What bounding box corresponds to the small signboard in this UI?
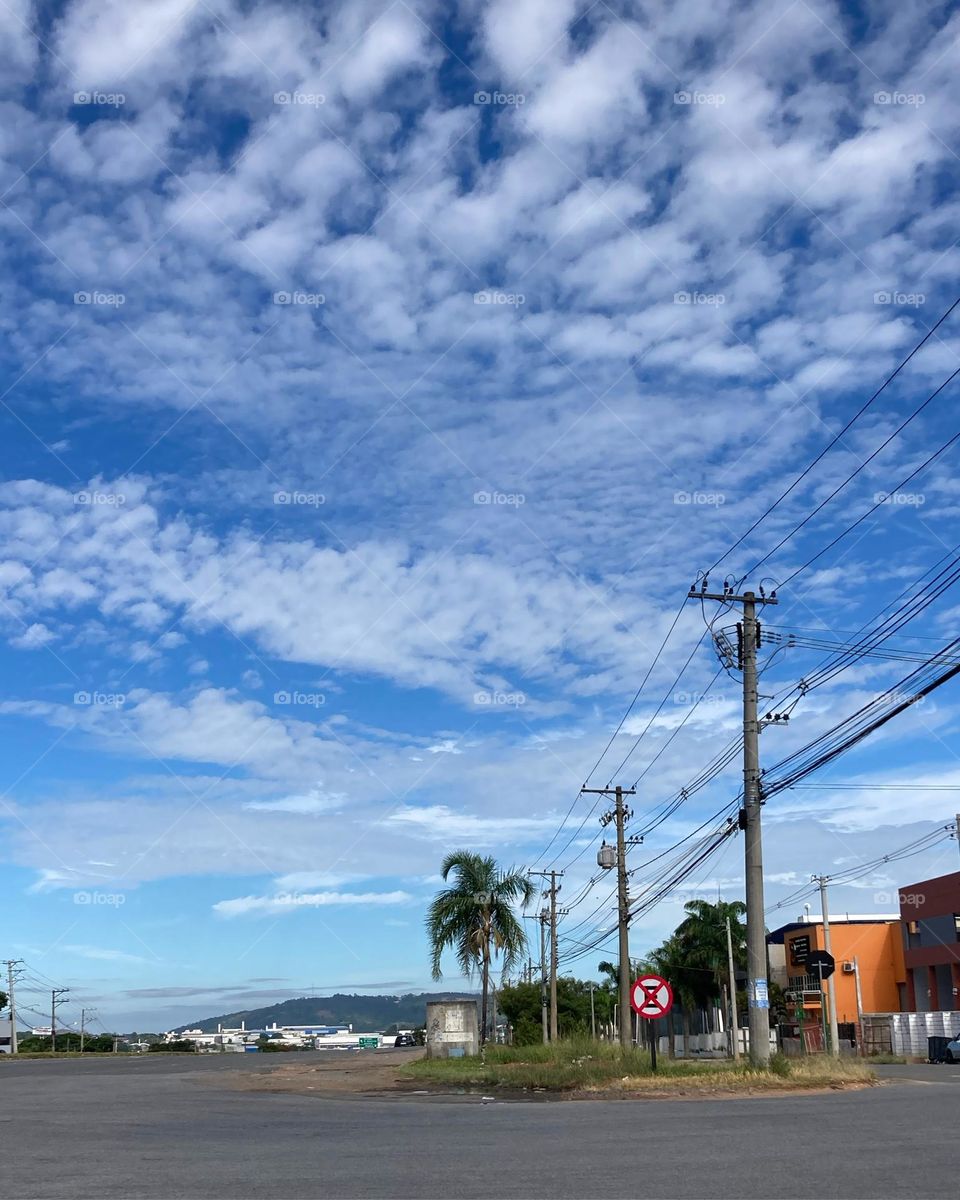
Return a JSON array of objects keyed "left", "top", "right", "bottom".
[
  {"left": 358, "top": 1036, "right": 379, "bottom": 1049},
  {"left": 807, "top": 950, "right": 835, "bottom": 980},
  {"left": 750, "top": 979, "right": 769, "bottom": 1009},
  {"left": 789, "top": 935, "right": 810, "bottom": 966},
  {"left": 630, "top": 974, "right": 674, "bottom": 1019}
]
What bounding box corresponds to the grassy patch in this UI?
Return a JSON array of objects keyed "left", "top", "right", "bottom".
[{"left": 402, "top": 1038, "right": 875, "bottom": 1094}]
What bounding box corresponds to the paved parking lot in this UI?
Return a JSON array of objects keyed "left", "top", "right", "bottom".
[{"left": 1, "top": 1055, "right": 956, "bottom": 1199}]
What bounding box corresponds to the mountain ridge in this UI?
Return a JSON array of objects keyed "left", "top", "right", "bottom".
[{"left": 173, "top": 991, "right": 477, "bottom": 1033}]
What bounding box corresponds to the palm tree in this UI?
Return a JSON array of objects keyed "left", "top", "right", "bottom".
[
  {"left": 427, "top": 851, "right": 534, "bottom": 1044},
  {"left": 675, "top": 900, "right": 746, "bottom": 984},
  {"left": 674, "top": 899, "right": 747, "bottom": 1031}
]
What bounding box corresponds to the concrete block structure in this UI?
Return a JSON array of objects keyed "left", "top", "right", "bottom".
[{"left": 425, "top": 1000, "right": 479, "bottom": 1059}]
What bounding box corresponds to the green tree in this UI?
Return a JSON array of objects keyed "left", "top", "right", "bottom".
[
  {"left": 674, "top": 899, "right": 746, "bottom": 1006},
  {"left": 498, "top": 976, "right": 614, "bottom": 1043},
  {"left": 426, "top": 852, "right": 533, "bottom": 1044}
]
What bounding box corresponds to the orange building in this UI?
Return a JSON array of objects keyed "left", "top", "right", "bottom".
[{"left": 769, "top": 915, "right": 906, "bottom": 1025}]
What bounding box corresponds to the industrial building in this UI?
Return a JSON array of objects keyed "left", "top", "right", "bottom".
[
  {"left": 768, "top": 913, "right": 906, "bottom": 1038},
  {"left": 164, "top": 1023, "right": 401, "bottom": 1051},
  {"left": 898, "top": 869, "right": 960, "bottom": 1011}
]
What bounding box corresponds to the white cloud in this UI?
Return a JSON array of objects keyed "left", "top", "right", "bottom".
[
  {"left": 10, "top": 622, "right": 57, "bottom": 649},
  {"left": 243, "top": 786, "right": 344, "bottom": 814},
  {"left": 385, "top": 803, "right": 558, "bottom": 844},
  {"left": 213, "top": 889, "right": 413, "bottom": 917}
]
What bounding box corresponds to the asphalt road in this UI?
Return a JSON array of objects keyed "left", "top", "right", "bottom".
[{"left": 1, "top": 1054, "right": 957, "bottom": 1200}]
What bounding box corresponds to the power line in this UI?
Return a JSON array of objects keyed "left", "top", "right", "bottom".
[
  {"left": 704, "top": 294, "right": 960, "bottom": 577},
  {"left": 745, "top": 363, "right": 960, "bottom": 581}
]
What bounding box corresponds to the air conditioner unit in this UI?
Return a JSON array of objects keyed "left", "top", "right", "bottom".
[{"left": 841, "top": 961, "right": 855, "bottom": 974}]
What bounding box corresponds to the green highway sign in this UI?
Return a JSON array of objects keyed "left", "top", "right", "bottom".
[{"left": 358, "top": 1036, "right": 379, "bottom": 1049}]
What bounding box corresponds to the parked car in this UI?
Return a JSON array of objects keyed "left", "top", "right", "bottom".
[
  {"left": 394, "top": 1033, "right": 417, "bottom": 1047},
  {"left": 946, "top": 1036, "right": 960, "bottom": 1063}
]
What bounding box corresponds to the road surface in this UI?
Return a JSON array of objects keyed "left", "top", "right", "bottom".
[{"left": 1, "top": 1053, "right": 956, "bottom": 1199}]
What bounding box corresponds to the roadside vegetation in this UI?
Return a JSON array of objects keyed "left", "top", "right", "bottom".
[{"left": 402, "top": 1037, "right": 875, "bottom": 1094}]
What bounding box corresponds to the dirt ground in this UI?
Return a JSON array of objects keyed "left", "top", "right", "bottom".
[
  {"left": 216, "top": 1048, "right": 427, "bottom": 1096},
  {"left": 208, "top": 1049, "right": 876, "bottom": 1102}
]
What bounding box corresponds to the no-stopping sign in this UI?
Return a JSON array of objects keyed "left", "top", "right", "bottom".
[{"left": 630, "top": 973, "right": 674, "bottom": 1019}]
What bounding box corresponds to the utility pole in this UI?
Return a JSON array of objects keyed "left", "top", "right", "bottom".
[
  {"left": 853, "top": 956, "right": 864, "bottom": 1055},
  {"left": 51, "top": 987, "right": 69, "bottom": 1054},
  {"left": 549, "top": 873, "right": 562, "bottom": 1041},
  {"left": 690, "top": 583, "right": 779, "bottom": 1066},
  {"left": 583, "top": 785, "right": 637, "bottom": 1052},
  {"left": 955, "top": 813, "right": 960, "bottom": 861},
  {"left": 529, "top": 872, "right": 564, "bottom": 1041},
  {"left": 4, "top": 960, "right": 23, "bottom": 1054},
  {"left": 814, "top": 875, "right": 840, "bottom": 1056},
  {"left": 726, "top": 918, "right": 740, "bottom": 1061},
  {"left": 539, "top": 910, "right": 548, "bottom": 1043},
  {"left": 590, "top": 983, "right": 596, "bottom": 1039},
  {"left": 80, "top": 1008, "right": 86, "bottom": 1054}
]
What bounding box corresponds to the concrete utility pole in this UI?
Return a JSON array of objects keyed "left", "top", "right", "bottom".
[
  {"left": 529, "top": 871, "right": 563, "bottom": 1041},
  {"left": 583, "top": 784, "right": 637, "bottom": 1052},
  {"left": 4, "top": 960, "right": 22, "bottom": 1054},
  {"left": 51, "top": 987, "right": 69, "bottom": 1053},
  {"left": 549, "top": 872, "right": 560, "bottom": 1041},
  {"left": 814, "top": 875, "right": 840, "bottom": 1056},
  {"left": 590, "top": 983, "right": 596, "bottom": 1039},
  {"left": 80, "top": 1008, "right": 86, "bottom": 1054},
  {"left": 726, "top": 918, "right": 740, "bottom": 1061},
  {"left": 690, "top": 584, "right": 779, "bottom": 1066},
  {"left": 539, "top": 911, "right": 548, "bottom": 1043},
  {"left": 955, "top": 813, "right": 960, "bottom": 861}
]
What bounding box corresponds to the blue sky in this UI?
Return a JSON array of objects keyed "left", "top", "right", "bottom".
[{"left": 2, "top": 0, "right": 960, "bottom": 1033}]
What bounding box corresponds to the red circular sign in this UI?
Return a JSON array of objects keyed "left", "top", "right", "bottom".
[{"left": 630, "top": 974, "right": 674, "bottom": 1019}]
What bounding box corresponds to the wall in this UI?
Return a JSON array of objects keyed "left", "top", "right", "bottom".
[{"left": 425, "top": 1000, "right": 479, "bottom": 1059}]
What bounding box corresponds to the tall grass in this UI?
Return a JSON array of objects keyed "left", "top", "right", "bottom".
[{"left": 403, "top": 1038, "right": 874, "bottom": 1092}]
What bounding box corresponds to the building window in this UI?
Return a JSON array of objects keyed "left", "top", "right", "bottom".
[{"left": 954, "top": 914, "right": 960, "bottom": 942}]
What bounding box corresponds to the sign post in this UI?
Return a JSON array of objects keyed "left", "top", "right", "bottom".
[
  {"left": 806, "top": 951, "right": 835, "bottom": 1053},
  {"left": 631, "top": 974, "right": 674, "bottom": 1073}
]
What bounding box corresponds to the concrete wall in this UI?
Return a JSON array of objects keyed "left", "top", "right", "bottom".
[
  {"left": 863, "top": 1010, "right": 960, "bottom": 1056},
  {"left": 425, "top": 1000, "right": 479, "bottom": 1059}
]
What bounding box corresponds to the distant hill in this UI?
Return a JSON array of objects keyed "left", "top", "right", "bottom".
[{"left": 173, "top": 991, "right": 476, "bottom": 1034}]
